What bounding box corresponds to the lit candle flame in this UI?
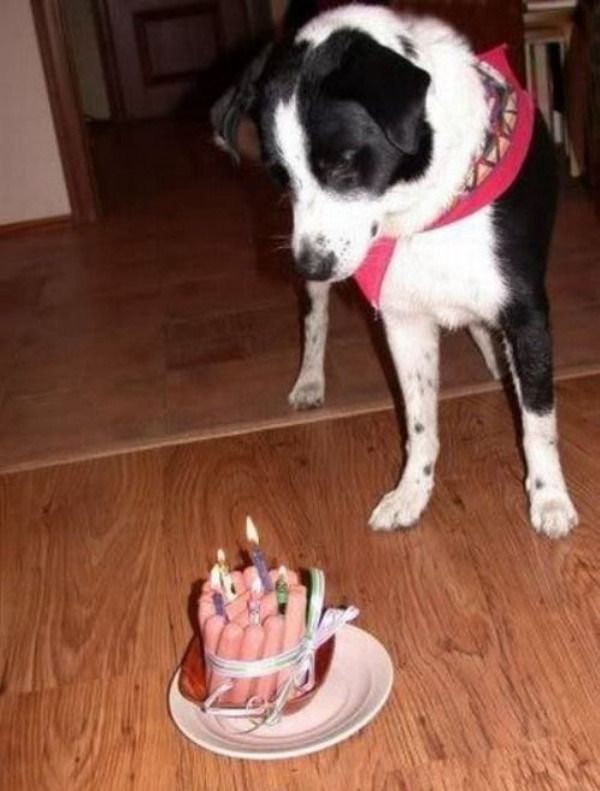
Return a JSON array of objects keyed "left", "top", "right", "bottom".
[
  {"left": 215, "top": 549, "right": 235, "bottom": 601},
  {"left": 245, "top": 515, "right": 273, "bottom": 592},
  {"left": 277, "top": 565, "right": 288, "bottom": 582},
  {"left": 245, "top": 516, "right": 259, "bottom": 545}
]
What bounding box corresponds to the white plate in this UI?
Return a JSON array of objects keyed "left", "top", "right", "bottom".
[{"left": 168, "top": 625, "right": 394, "bottom": 761}]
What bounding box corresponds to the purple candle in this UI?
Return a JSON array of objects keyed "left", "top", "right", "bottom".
[
  {"left": 212, "top": 591, "right": 226, "bottom": 618},
  {"left": 248, "top": 577, "right": 262, "bottom": 625},
  {"left": 245, "top": 516, "right": 274, "bottom": 591},
  {"left": 210, "top": 565, "right": 227, "bottom": 618}
]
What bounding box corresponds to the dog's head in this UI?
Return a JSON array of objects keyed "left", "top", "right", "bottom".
[{"left": 256, "top": 9, "right": 432, "bottom": 281}]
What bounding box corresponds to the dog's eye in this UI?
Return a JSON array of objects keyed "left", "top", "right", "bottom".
[
  {"left": 315, "top": 149, "right": 357, "bottom": 174},
  {"left": 323, "top": 152, "right": 361, "bottom": 191},
  {"left": 339, "top": 149, "right": 357, "bottom": 165},
  {"left": 312, "top": 147, "right": 363, "bottom": 192},
  {"left": 326, "top": 150, "right": 357, "bottom": 171}
]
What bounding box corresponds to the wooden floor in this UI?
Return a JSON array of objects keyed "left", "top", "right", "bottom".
[
  {"left": 1, "top": 121, "right": 600, "bottom": 472},
  {"left": 1, "top": 373, "right": 599, "bottom": 790}
]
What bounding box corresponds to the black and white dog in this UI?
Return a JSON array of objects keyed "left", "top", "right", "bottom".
[{"left": 248, "top": 5, "right": 577, "bottom": 537}]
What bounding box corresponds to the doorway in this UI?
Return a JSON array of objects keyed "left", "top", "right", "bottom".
[{"left": 33, "top": 0, "right": 274, "bottom": 222}]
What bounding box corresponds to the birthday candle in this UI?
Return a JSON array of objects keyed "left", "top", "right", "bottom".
[
  {"left": 269, "top": 568, "right": 299, "bottom": 586},
  {"left": 276, "top": 565, "right": 289, "bottom": 614},
  {"left": 248, "top": 576, "right": 262, "bottom": 625},
  {"left": 210, "top": 566, "right": 227, "bottom": 619},
  {"left": 245, "top": 516, "right": 274, "bottom": 591},
  {"left": 217, "top": 549, "right": 236, "bottom": 601},
  {"left": 234, "top": 593, "right": 278, "bottom": 626}
]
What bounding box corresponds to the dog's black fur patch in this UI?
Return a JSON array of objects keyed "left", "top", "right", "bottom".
[
  {"left": 314, "top": 31, "right": 430, "bottom": 154},
  {"left": 256, "top": 21, "right": 559, "bottom": 421},
  {"left": 256, "top": 41, "right": 309, "bottom": 180},
  {"left": 495, "top": 111, "right": 558, "bottom": 415},
  {"left": 257, "top": 29, "right": 432, "bottom": 197}
]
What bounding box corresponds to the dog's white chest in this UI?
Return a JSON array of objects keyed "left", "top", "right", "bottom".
[{"left": 378, "top": 207, "right": 507, "bottom": 329}]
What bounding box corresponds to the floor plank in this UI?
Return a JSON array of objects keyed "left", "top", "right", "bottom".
[
  {"left": 1, "top": 121, "right": 599, "bottom": 472},
  {"left": 1, "top": 375, "right": 599, "bottom": 789},
  {"left": 0, "top": 453, "right": 173, "bottom": 695}
]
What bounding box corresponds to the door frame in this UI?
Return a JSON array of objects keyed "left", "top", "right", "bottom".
[
  {"left": 30, "top": 0, "right": 100, "bottom": 223},
  {"left": 93, "top": 0, "right": 126, "bottom": 120}
]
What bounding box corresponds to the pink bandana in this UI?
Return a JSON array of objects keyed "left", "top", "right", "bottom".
[{"left": 353, "top": 46, "right": 535, "bottom": 308}]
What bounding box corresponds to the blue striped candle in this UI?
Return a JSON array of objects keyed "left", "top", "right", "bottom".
[
  {"left": 210, "top": 565, "right": 228, "bottom": 618},
  {"left": 245, "top": 516, "right": 274, "bottom": 591}
]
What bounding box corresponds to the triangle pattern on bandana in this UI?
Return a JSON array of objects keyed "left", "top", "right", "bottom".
[{"left": 462, "top": 62, "right": 518, "bottom": 198}]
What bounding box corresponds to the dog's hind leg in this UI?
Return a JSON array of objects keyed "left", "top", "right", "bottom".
[
  {"left": 288, "top": 280, "right": 331, "bottom": 410},
  {"left": 502, "top": 306, "right": 578, "bottom": 538},
  {"left": 469, "top": 323, "right": 502, "bottom": 380},
  {"left": 370, "top": 314, "right": 440, "bottom": 530}
]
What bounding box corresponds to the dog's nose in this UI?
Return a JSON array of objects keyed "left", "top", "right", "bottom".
[{"left": 295, "top": 244, "right": 336, "bottom": 281}]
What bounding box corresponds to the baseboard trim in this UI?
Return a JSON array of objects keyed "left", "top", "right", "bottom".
[{"left": 0, "top": 214, "right": 72, "bottom": 238}]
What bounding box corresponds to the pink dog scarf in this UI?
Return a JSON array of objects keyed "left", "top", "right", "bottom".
[{"left": 353, "top": 46, "right": 535, "bottom": 308}]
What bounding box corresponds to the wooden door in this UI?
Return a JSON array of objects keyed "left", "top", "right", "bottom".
[{"left": 100, "top": 0, "right": 273, "bottom": 119}]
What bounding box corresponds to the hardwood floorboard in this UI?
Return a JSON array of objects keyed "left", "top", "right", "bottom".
[
  {"left": 0, "top": 671, "right": 178, "bottom": 791},
  {"left": 1, "top": 375, "right": 599, "bottom": 789},
  {"left": 0, "top": 453, "right": 173, "bottom": 695},
  {"left": 395, "top": 730, "right": 600, "bottom": 790},
  {"left": 0, "top": 121, "right": 599, "bottom": 472}
]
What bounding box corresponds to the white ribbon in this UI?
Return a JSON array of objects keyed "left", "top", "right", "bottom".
[{"left": 201, "top": 604, "right": 359, "bottom": 727}]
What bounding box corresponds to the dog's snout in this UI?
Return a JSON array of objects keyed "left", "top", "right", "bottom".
[{"left": 295, "top": 243, "right": 336, "bottom": 281}]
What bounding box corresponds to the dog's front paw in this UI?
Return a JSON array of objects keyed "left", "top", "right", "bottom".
[
  {"left": 369, "top": 478, "right": 432, "bottom": 531},
  {"left": 288, "top": 378, "right": 325, "bottom": 410},
  {"left": 530, "top": 489, "right": 578, "bottom": 539}
]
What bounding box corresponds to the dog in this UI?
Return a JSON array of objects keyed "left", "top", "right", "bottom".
[{"left": 227, "top": 5, "right": 578, "bottom": 538}]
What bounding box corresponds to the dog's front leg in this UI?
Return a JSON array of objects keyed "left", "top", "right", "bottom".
[
  {"left": 502, "top": 309, "right": 578, "bottom": 538},
  {"left": 288, "top": 280, "right": 331, "bottom": 410},
  {"left": 370, "top": 314, "right": 440, "bottom": 530}
]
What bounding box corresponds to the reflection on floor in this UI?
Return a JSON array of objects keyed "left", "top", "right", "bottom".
[{"left": 0, "top": 120, "right": 599, "bottom": 472}]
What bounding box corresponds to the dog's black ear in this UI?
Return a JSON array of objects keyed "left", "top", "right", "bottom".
[{"left": 321, "top": 33, "right": 430, "bottom": 154}]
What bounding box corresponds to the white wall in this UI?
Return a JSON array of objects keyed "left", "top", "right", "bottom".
[{"left": 0, "top": 1, "right": 71, "bottom": 226}]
